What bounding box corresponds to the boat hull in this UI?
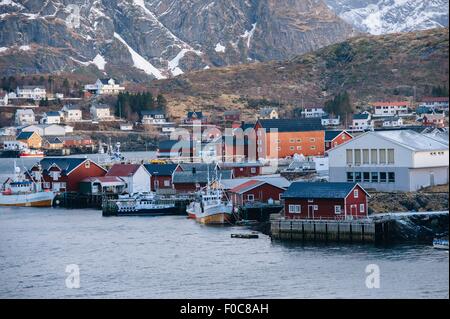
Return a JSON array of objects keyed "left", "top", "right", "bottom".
[
  {"left": 115, "top": 206, "right": 178, "bottom": 217},
  {"left": 196, "top": 213, "right": 231, "bottom": 225},
  {"left": 0, "top": 192, "right": 55, "bottom": 207}
]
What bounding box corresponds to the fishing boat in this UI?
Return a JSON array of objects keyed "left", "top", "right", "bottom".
[
  {"left": 19, "top": 149, "right": 44, "bottom": 158},
  {"left": 433, "top": 238, "right": 449, "bottom": 250},
  {"left": 0, "top": 162, "right": 55, "bottom": 207},
  {"left": 112, "top": 193, "right": 178, "bottom": 216},
  {"left": 187, "top": 173, "right": 233, "bottom": 225}
]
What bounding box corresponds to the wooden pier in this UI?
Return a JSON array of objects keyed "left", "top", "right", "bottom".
[{"left": 271, "top": 219, "right": 376, "bottom": 243}]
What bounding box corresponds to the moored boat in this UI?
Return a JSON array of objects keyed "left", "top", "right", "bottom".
[
  {"left": 0, "top": 162, "right": 55, "bottom": 207},
  {"left": 433, "top": 238, "right": 449, "bottom": 250},
  {"left": 112, "top": 193, "right": 178, "bottom": 216},
  {"left": 19, "top": 149, "right": 45, "bottom": 158}
]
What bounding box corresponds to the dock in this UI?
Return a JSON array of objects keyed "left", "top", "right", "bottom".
[{"left": 271, "top": 219, "right": 376, "bottom": 243}]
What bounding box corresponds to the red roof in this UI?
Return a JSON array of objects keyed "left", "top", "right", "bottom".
[
  {"left": 106, "top": 164, "right": 142, "bottom": 177},
  {"left": 420, "top": 97, "right": 449, "bottom": 103},
  {"left": 229, "top": 180, "right": 263, "bottom": 194},
  {"left": 371, "top": 101, "right": 409, "bottom": 107}
]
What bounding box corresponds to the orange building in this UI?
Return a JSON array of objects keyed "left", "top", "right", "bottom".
[{"left": 255, "top": 118, "right": 325, "bottom": 159}]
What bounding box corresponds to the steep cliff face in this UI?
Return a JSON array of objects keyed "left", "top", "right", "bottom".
[{"left": 0, "top": 0, "right": 356, "bottom": 79}]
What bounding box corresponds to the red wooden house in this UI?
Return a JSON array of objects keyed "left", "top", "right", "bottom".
[
  {"left": 229, "top": 180, "right": 286, "bottom": 207},
  {"left": 144, "top": 163, "right": 178, "bottom": 191},
  {"left": 29, "top": 157, "right": 107, "bottom": 192},
  {"left": 282, "top": 182, "right": 369, "bottom": 220},
  {"left": 219, "top": 162, "right": 263, "bottom": 178},
  {"left": 325, "top": 130, "right": 353, "bottom": 151}
]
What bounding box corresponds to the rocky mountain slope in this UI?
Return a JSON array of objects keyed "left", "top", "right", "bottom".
[
  {"left": 325, "top": 0, "right": 449, "bottom": 35},
  {"left": 0, "top": 0, "right": 356, "bottom": 79},
  {"left": 147, "top": 28, "right": 449, "bottom": 120}
]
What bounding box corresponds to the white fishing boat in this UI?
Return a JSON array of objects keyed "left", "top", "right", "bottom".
[
  {"left": 19, "top": 148, "right": 45, "bottom": 158},
  {"left": 0, "top": 162, "right": 55, "bottom": 207},
  {"left": 187, "top": 172, "right": 233, "bottom": 225},
  {"left": 113, "top": 193, "right": 177, "bottom": 216}
]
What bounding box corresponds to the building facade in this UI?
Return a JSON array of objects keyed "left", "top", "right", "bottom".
[
  {"left": 16, "top": 86, "right": 47, "bottom": 100},
  {"left": 371, "top": 101, "right": 410, "bottom": 117},
  {"left": 106, "top": 164, "right": 151, "bottom": 194},
  {"left": 328, "top": 130, "right": 449, "bottom": 192},
  {"left": 15, "top": 109, "right": 36, "bottom": 126},
  {"left": 84, "top": 78, "right": 125, "bottom": 95}
]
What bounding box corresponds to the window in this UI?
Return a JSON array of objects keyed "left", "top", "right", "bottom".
[
  {"left": 354, "top": 189, "right": 359, "bottom": 198},
  {"left": 290, "top": 139, "right": 295, "bottom": 143},
  {"left": 387, "top": 149, "right": 394, "bottom": 164},
  {"left": 354, "top": 149, "right": 361, "bottom": 165},
  {"left": 355, "top": 172, "right": 362, "bottom": 182},
  {"left": 310, "top": 138, "right": 316, "bottom": 142},
  {"left": 370, "top": 149, "right": 378, "bottom": 164},
  {"left": 346, "top": 149, "right": 353, "bottom": 165},
  {"left": 297, "top": 146, "right": 302, "bottom": 150},
  {"left": 334, "top": 205, "right": 342, "bottom": 214},
  {"left": 388, "top": 172, "right": 395, "bottom": 183},
  {"left": 380, "top": 172, "right": 387, "bottom": 183},
  {"left": 379, "top": 149, "right": 387, "bottom": 164},
  {"left": 290, "top": 146, "right": 295, "bottom": 151},
  {"left": 363, "top": 172, "right": 370, "bottom": 182},
  {"left": 360, "top": 204, "right": 365, "bottom": 213},
  {"left": 289, "top": 205, "right": 301, "bottom": 214},
  {"left": 371, "top": 172, "right": 378, "bottom": 183},
  {"left": 276, "top": 139, "right": 281, "bottom": 144},
  {"left": 164, "top": 180, "right": 170, "bottom": 187},
  {"left": 247, "top": 194, "right": 255, "bottom": 201},
  {"left": 250, "top": 167, "right": 256, "bottom": 173},
  {"left": 347, "top": 172, "right": 354, "bottom": 182},
  {"left": 363, "top": 149, "right": 369, "bottom": 164},
  {"left": 310, "top": 146, "right": 316, "bottom": 150},
  {"left": 296, "top": 139, "right": 302, "bottom": 143}
]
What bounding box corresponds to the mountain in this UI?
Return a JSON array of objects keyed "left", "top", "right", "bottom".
[
  {"left": 147, "top": 28, "right": 449, "bottom": 120},
  {"left": 0, "top": 0, "right": 356, "bottom": 80},
  {"left": 324, "top": 0, "right": 449, "bottom": 35}
]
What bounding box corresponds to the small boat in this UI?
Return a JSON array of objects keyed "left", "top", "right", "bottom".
[
  {"left": 19, "top": 149, "right": 44, "bottom": 158},
  {"left": 0, "top": 162, "right": 55, "bottom": 207},
  {"left": 433, "top": 238, "right": 449, "bottom": 250},
  {"left": 113, "top": 193, "right": 178, "bottom": 216},
  {"left": 231, "top": 233, "right": 259, "bottom": 239},
  {"left": 187, "top": 172, "right": 233, "bottom": 225}
]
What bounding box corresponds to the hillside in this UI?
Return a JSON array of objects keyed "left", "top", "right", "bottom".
[{"left": 148, "top": 28, "right": 449, "bottom": 120}]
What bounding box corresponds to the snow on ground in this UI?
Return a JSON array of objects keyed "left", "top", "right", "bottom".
[
  {"left": 215, "top": 43, "right": 225, "bottom": 53},
  {"left": 19, "top": 45, "right": 30, "bottom": 51},
  {"left": 168, "top": 49, "right": 188, "bottom": 76},
  {"left": 114, "top": 32, "right": 166, "bottom": 79},
  {"left": 92, "top": 53, "right": 106, "bottom": 71},
  {"left": 240, "top": 23, "right": 257, "bottom": 48},
  {"left": 0, "top": 47, "right": 8, "bottom": 53}
]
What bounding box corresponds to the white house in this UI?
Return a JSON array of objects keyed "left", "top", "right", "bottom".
[
  {"left": 84, "top": 78, "right": 125, "bottom": 95},
  {"left": 419, "top": 97, "right": 449, "bottom": 111},
  {"left": 380, "top": 116, "right": 403, "bottom": 128},
  {"left": 16, "top": 86, "right": 47, "bottom": 100},
  {"left": 328, "top": 130, "right": 449, "bottom": 192},
  {"left": 141, "top": 110, "right": 167, "bottom": 125},
  {"left": 61, "top": 105, "right": 82, "bottom": 122},
  {"left": 21, "top": 124, "right": 67, "bottom": 137},
  {"left": 3, "top": 140, "right": 28, "bottom": 151},
  {"left": 350, "top": 113, "right": 372, "bottom": 131},
  {"left": 120, "top": 123, "right": 133, "bottom": 131},
  {"left": 105, "top": 164, "right": 151, "bottom": 194},
  {"left": 15, "top": 109, "right": 36, "bottom": 126},
  {"left": 301, "top": 106, "right": 326, "bottom": 118},
  {"left": 0, "top": 90, "right": 8, "bottom": 106},
  {"left": 90, "top": 104, "right": 112, "bottom": 121},
  {"left": 321, "top": 115, "right": 340, "bottom": 126},
  {"left": 371, "top": 101, "right": 410, "bottom": 117},
  {"left": 259, "top": 107, "right": 279, "bottom": 120},
  {"left": 40, "top": 111, "right": 61, "bottom": 125}
]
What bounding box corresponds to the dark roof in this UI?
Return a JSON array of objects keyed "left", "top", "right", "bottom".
[
  {"left": 281, "top": 182, "right": 363, "bottom": 199},
  {"left": 45, "top": 136, "right": 63, "bottom": 144},
  {"left": 158, "top": 139, "right": 193, "bottom": 150},
  {"left": 141, "top": 109, "right": 165, "bottom": 116},
  {"left": 46, "top": 111, "right": 61, "bottom": 117},
  {"left": 177, "top": 163, "right": 219, "bottom": 172},
  {"left": 257, "top": 118, "right": 324, "bottom": 132},
  {"left": 187, "top": 111, "right": 204, "bottom": 119},
  {"left": 17, "top": 131, "right": 37, "bottom": 140},
  {"left": 172, "top": 170, "right": 233, "bottom": 184},
  {"left": 325, "top": 130, "right": 345, "bottom": 141},
  {"left": 63, "top": 104, "right": 81, "bottom": 110},
  {"left": 36, "top": 158, "right": 89, "bottom": 174},
  {"left": 353, "top": 113, "right": 370, "bottom": 120},
  {"left": 144, "top": 164, "right": 178, "bottom": 176},
  {"left": 106, "top": 164, "right": 142, "bottom": 177},
  {"left": 99, "top": 78, "right": 118, "bottom": 84}
]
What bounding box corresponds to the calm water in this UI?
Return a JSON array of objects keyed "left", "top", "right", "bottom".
[{"left": 0, "top": 207, "right": 448, "bottom": 299}]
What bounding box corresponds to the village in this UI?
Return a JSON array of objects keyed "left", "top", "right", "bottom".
[{"left": 0, "top": 78, "right": 449, "bottom": 244}]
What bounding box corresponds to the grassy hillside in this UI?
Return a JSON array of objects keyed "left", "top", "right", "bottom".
[{"left": 149, "top": 28, "right": 449, "bottom": 120}]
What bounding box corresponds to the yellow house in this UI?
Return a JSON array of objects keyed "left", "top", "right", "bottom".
[
  {"left": 16, "top": 131, "right": 42, "bottom": 149},
  {"left": 259, "top": 107, "right": 279, "bottom": 120}
]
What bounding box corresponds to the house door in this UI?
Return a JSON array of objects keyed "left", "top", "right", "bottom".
[
  {"left": 430, "top": 173, "right": 435, "bottom": 187},
  {"left": 308, "top": 205, "right": 315, "bottom": 219},
  {"left": 53, "top": 182, "right": 60, "bottom": 192},
  {"left": 350, "top": 205, "right": 357, "bottom": 218}
]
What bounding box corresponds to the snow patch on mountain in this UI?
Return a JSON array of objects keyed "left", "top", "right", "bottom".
[
  {"left": 240, "top": 23, "right": 257, "bottom": 48},
  {"left": 114, "top": 32, "right": 166, "bottom": 79},
  {"left": 215, "top": 43, "right": 226, "bottom": 53},
  {"left": 92, "top": 54, "right": 107, "bottom": 71}
]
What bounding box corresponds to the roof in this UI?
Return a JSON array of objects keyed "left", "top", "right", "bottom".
[
  {"left": 224, "top": 110, "right": 240, "bottom": 115},
  {"left": 282, "top": 182, "right": 364, "bottom": 199},
  {"left": 106, "top": 164, "right": 142, "bottom": 177},
  {"left": 158, "top": 139, "right": 192, "bottom": 150},
  {"left": 371, "top": 101, "right": 409, "bottom": 107},
  {"left": 17, "top": 131, "right": 37, "bottom": 140},
  {"left": 220, "top": 175, "right": 291, "bottom": 190},
  {"left": 172, "top": 170, "right": 233, "bottom": 184},
  {"left": 99, "top": 78, "right": 118, "bottom": 84},
  {"left": 259, "top": 107, "right": 277, "bottom": 116},
  {"left": 257, "top": 118, "right": 324, "bottom": 132},
  {"left": 187, "top": 111, "right": 204, "bottom": 119},
  {"left": 81, "top": 176, "right": 125, "bottom": 186},
  {"left": 373, "top": 130, "right": 447, "bottom": 152},
  {"left": 45, "top": 136, "right": 63, "bottom": 144},
  {"left": 143, "top": 164, "right": 178, "bottom": 176},
  {"left": 229, "top": 179, "right": 285, "bottom": 194},
  {"left": 36, "top": 158, "right": 97, "bottom": 175},
  {"left": 92, "top": 104, "right": 110, "bottom": 109},
  {"left": 177, "top": 163, "right": 218, "bottom": 172},
  {"left": 219, "top": 161, "right": 263, "bottom": 168},
  {"left": 62, "top": 104, "right": 81, "bottom": 110},
  {"left": 420, "top": 97, "right": 449, "bottom": 103},
  {"left": 16, "top": 109, "right": 34, "bottom": 114},
  {"left": 325, "top": 130, "right": 349, "bottom": 141},
  {"left": 20, "top": 85, "right": 45, "bottom": 90},
  {"left": 353, "top": 113, "right": 370, "bottom": 120},
  {"left": 46, "top": 111, "right": 61, "bottom": 117},
  {"left": 141, "top": 109, "right": 165, "bottom": 116}
]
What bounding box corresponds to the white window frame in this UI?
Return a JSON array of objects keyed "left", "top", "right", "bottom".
[
  {"left": 354, "top": 189, "right": 359, "bottom": 198},
  {"left": 334, "top": 205, "right": 342, "bottom": 214},
  {"left": 360, "top": 204, "right": 365, "bottom": 213},
  {"left": 247, "top": 194, "right": 255, "bottom": 202}
]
